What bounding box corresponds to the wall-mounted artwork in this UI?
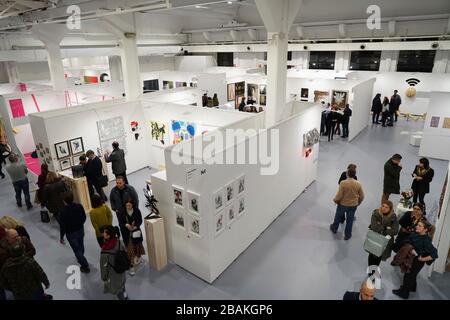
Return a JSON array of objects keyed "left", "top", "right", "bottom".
[
  {"left": 235, "top": 81, "right": 245, "bottom": 96},
  {"left": 175, "top": 82, "right": 187, "bottom": 88},
  {"left": 72, "top": 156, "right": 80, "bottom": 166},
  {"left": 100, "top": 137, "right": 127, "bottom": 156},
  {"left": 235, "top": 95, "right": 244, "bottom": 109},
  {"left": 97, "top": 116, "right": 127, "bottom": 154},
  {"left": 59, "top": 158, "right": 72, "bottom": 171},
  {"left": 9, "top": 99, "right": 25, "bottom": 119},
  {"left": 171, "top": 120, "right": 197, "bottom": 145},
  {"left": 172, "top": 185, "right": 184, "bottom": 208},
  {"left": 226, "top": 204, "right": 236, "bottom": 226},
  {"left": 227, "top": 83, "right": 236, "bottom": 101},
  {"left": 84, "top": 76, "right": 98, "bottom": 84},
  {"left": 247, "top": 84, "right": 259, "bottom": 104},
  {"left": 215, "top": 212, "right": 224, "bottom": 236},
  {"left": 443, "top": 117, "right": 450, "bottom": 129},
  {"left": 150, "top": 121, "right": 168, "bottom": 146},
  {"left": 260, "top": 94, "right": 266, "bottom": 106},
  {"left": 213, "top": 188, "right": 224, "bottom": 213},
  {"left": 301, "top": 88, "right": 309, "bottom": 101},
  {"left": 187, "top": 191, "right": 200, "bottom": 215},
  {"left": 175, "top": 208, "right": 185, "bottom": 230},
  {"left": 99, "top": 73, "right": 110, "bottom": 82},
  {"left": 162, "top": 81, "right": 174, "bottom": 90},
  {"left": 303, "top": 128, "right": 320, "bottom": 148},
  {"left": 189, "top": 214, "right": 201, "bottom": 237},
  {"left": 237, "top": 174, "right": 245, "bottom": 195},
  {"left": 430, "top": 116, "right": 440, "bottom": 128},
  {"left": 55, "top": 141, "right": 70, "bottom": 160},
  {"left": 332, "top": 90, "right": 348, "bottom": 109},
  {"left": 260, "top": 85, "right": 266, "bottom": 96},
  {"left": 314, "top": 90, "right": 329, "bottom": 104},
  {"left": 237, "top": 196, "right": 245, "bottom": 217},
  {"left": 130, "top": 121, "right": 141, "bottom": 141},
  {"left": 69, "top": 137, "right": 84, "bottom": 155},
  {"left": 226, "top": 181, "right": 235, "bottom": 204}
]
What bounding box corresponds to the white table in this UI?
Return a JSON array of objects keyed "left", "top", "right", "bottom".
[{"left": 396, "top": 202, "right": 411, "bottom": 219}]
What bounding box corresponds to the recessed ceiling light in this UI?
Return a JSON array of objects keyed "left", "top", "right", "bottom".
[
  {"left": 227, "top": 1, "right": 233, "bottom": 4},
  {"left": 195, "top": 5, "right": 208, "bottom": 9}
]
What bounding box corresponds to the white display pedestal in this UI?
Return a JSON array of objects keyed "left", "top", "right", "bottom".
[{"left": 410, "top": 135, "right": 422, "bottom": 146}]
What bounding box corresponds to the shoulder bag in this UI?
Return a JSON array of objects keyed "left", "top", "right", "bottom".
[{"left": 364, "top": 229, "right": 390, "bottom": 257}]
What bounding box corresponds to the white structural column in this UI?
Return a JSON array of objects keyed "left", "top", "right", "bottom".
[
  {"left": 335, "top": 51, "right": 350, "bottom": 71},
  {"left": 433, "top": 50, "right": 450, "bottom": 73},
  {"left": 31, "top": 25, "right": 67, "bottom": 91},
  {"left": 379, "top": 50, "right": 399, "bottom": 72},
  {"left": 255, "top": 0, "right": 302, "bottom": 127},
  {"left": 0, "top": 37, "right": 20, "bottom": 83},
  {"left": 108, "top": 56, "right": 123, "bottom": 81},
  {"left": 102, "top": 14, "right": 141, "bottom": 101}
]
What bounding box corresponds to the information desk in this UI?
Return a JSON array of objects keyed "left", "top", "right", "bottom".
[{"left": 59, "top": 169, "right": 92, "bottom": 212}]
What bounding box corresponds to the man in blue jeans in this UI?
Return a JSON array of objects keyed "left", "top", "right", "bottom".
[
  {"left": 60, "top": 192, "right": 90, "bottom": 273},
  {"left": 330, "top": 168, "right": 364, "bottom": 240},
  {"left": 5, "top": 154, "right": 32, "bottom": 210}
]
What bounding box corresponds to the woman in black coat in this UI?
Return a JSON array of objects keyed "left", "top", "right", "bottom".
[
  {"left": 392, "top": 202, "right": 425, "bottom": 252},
  {"left": 371, "top": 93, "right": 382, "bottom": 124},
  {"left": 411, "top": 158, "right": 434, "bottom": 206}
]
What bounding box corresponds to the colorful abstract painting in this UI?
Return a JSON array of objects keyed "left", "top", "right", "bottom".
[
  {"left": 150, "top": 121, "right": 169, "bottom": 146},
  {"left": 171, "top": 120, "right": 197, "bottom": 145}
]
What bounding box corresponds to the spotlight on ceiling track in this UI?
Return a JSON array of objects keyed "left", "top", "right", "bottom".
[
  {"left": 303, "top": 45, "right": 308, "bottom": 50},
  {"left": 360, "top": 44, "right": 366, "bottom": 50},
  {"left": 431, "top": 42, "right": 439, "bottom": 49}
]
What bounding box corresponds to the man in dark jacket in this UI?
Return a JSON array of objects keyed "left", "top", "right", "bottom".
[
  {"left": 59, "top": 192, "right": 90, "bottom": 273},
  {"left": 371, "top": 93, "right": 382, "bottom": 124},
  {"left": 0, "top": 243, "right": 51, "bottom": 300},
  {"left": 104, "top": 141, "right": 128, "bottom": 184},
  {"left": 110, "top": 176, "right": 139, "bottom": 240},
  {"left": 85, "top": 150, "right": 107, "bottom": 202},
  {"left": 343, "top": 280, "right": 377, "bottom": 300},
  {"left": 341, "top": 104, "right": 352, "bottom": 138},
  {"left": 382, "top": 154, "right": 402, "bottom": 204},
  {"left": 389, "top": 90, "right": 402, "bottom": 123}
]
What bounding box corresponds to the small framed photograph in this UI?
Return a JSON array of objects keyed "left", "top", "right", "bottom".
[
  {"left": 215, "top": 211, "right": 225, "bottom": 236},
  {"left": 237, "top": 196, "right": 245, "bottom": 218},
  {"left": 172, "top": 185, "right": 184, "bottom": 208},
  {"left": 236, "top": 174, "right": 245, "bottom": 195},
  {"left": 72, "top": 156, "right": 80, "bottom": 166},
  {"left": 39, "top": 152, "right": 44, "bottom": 158},
  {"left": 69, "top": 137, "right": 84, "bottom": 155},
  {"left": 35, "top": 144, "right": 40, "bottom": 150},
  {"left": 187, "top": 191, "right": 200, "bottom": 215},
  {"left": 226, "top": 204, "right": 236, "bottom": 226},
  {"left": 188, "top": 214, "right": 201, "bottom": 237},
  {"left": 59, "top": 158, "right": 72, "bottom": 171},
  {"left": 55, "top": 141, "right": 70, "bottom": 160},
  {"left": 39, "top": 143, "right": 43, "bottom": 149},
  {"left": 45, "top": 147, "right": 50, "bottom": 154},
  {"left": 226, "top": 181, "right": 235, "bottom": 204},
  {"left": 174, "top": 208, "right": 186, "bottom": 230},
  {"left": 213, "top": 188, "right": 224, "bottom": 213}
]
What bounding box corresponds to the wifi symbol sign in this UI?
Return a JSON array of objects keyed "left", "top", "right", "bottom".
[{"left": 406, "top": 78, "right": 420, "bottom": 86}]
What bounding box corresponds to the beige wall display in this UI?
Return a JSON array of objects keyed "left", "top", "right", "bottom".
[{"left": 443, "top": 117, "right": 450, "bottom": 129}]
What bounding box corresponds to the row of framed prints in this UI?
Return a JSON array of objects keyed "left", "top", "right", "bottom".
[
  {"left": 59, "top": 156, "right": 81, "bottom": 171},
  {"left": 55, "top": 137, "right": 84, "bottom": 160}
]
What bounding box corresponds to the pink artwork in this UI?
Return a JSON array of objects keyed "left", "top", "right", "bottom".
[
  {"left": 9, "top": 99, "right": 25, "bottom": 118},
  {"left": 18, "top": 83, "right": 27, "bottom": 92}
]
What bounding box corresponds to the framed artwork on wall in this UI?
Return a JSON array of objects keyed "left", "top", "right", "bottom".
[
  {"left": 226, "top": 181, "right": 235, "bottom": 204},
  {"left": 72, "top": 156, "right": 80, "bottom": 166},
  {"left": 235, "top": 81, "right": 245, "bottom": 96},
  {"left": 175, "top": 208, "right": 186, "bottom": 230},
  {"left": 59, "top": 158, "right": 72, "bottom": 171},
  {"left": 188, "top": 214, "right": 201, "bottom": 237},
  {"left": 237, "top": 196, "right": 245, "bottom": 218},
  {"left": 260, "top": 84, "right": 266, "bottom": 95},
  {"left": 226, "top": 204, "right": 236, "bottom": 226},
  {"left": 150, "top": 121, "right": 169, "bottom": 146},
  {"left": 430, "top": 116, "right": 440, "bottom": 128},
  {"left": 187, "top": 191, "right": 200, "bottom": 215},
  {"left": 260, "top": 94, "right": 266, "bottom": 106},
  {"left": 227, "top": 83, "right": 236, "bottom": 101},
  {"left": 301, "top": 88, "right": 309, "bottom": 101},
  {"left": 443, "top": 117, "right": 450, "bottom": 129},
  {"left": 213, "top": 188, "right": 224, "bottom": 213},
  {"left": 69, "top": 137, "right": 84, "bottom": 155},
  {"left": 55, "top": 141, "right": 70, "bottom": 160},
  {"left": 331, "top": 90, "right": 348, "bottom": 109},
  {"left": 236, "top": 174, "right": 245, "bottom": 195},
  {"left": 247, "top": 83, "right": 259, "bottom": 104},
  {"left": 172, "top": 185, "right": 184, "bottom": 208},
  {"left": 215, "top": 211, "right": 224, "bottom": 236},
  {"left": 314, "top": 90, "right": 329, "bottom": 104},
  {"left": 163, "top": 81, "right": 174, "bottom": 90}
]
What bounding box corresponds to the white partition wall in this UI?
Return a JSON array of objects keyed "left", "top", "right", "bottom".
[
  {"left": 350, "top": 78, "right": 376, "bottom": 141},
  {"left": 153, "top": 104, "right": 321, "bottom": 282},
  {"left": 419, "top": 92, "right": 450, "bottom": 161}
]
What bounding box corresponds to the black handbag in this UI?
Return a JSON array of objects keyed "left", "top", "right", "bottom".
[
  {"left": 97, "top": 175, "right": 108, "bottom": 188},
  {"left": 40, "top": 210, "right": 50, "bottom": 223}
]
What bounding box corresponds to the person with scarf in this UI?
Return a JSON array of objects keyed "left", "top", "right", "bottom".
[{"left": 393, "top": 203, "right": 425, "bottom": 252}]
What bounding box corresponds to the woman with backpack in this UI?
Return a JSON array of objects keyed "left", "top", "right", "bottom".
[
  {"left": 100, "top": 225, "right": 128, "bottom": 300},
  {"left": 118, "top": 200, "right": 145, "bottom": 276}
]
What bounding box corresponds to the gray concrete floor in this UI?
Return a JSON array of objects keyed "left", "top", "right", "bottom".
[{"left": 1, "top": 118, "right": 449, "bottom": 300}]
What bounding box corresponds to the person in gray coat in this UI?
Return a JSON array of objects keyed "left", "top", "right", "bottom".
[
  {"left": 100, "top": 225, "right": 128, "bottom": 300},
  {"left": 104, "top": 142, "right": 128, "bottom": 185},
  {"left": 110, "top": 176, "right": 139, "bottom": 240}
]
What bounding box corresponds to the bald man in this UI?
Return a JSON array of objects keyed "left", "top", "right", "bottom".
[{"left": 343, "top": 280, "right": 377, "bottom": 300}]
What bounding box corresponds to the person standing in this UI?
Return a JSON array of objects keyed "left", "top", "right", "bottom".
[
  {"left": 42, "top": 172, "right": 67, "bottom": 240},
  {"left": 341, "top": 104, "right": 352, "bottom": 138},
  {"left": 381, "top": 97, "right": 390, "bottom": 127},
  {"left": 36, "top": 163, "right": 49, "bottom": 208},
  {"left": 411, "top": 158, "right": 434, "bottom": 207},
  {"left": 89, "top": 194, "right": 113, "bottom": 248},
  {"left": 392, "top": 219, "right": 438, "bottom": 299},
  {"left": 119, "top": 200, "right": 145, "bottom": 276},
  {"left": 5, "top": 154, "right": 32, "bottom": 210},
  {"left": 104, "top": 142, "right": 128, "bottom": 185},
  {"left": 0, "top": 243, "right": 52, "bottom": 300},
  {"left": 85, "top": 150, "right": 107, "bottom": 202},
  {"left": 0, "top": 141, "right": 11, "bottom": 179},
  {"left": 371, "top": 93, "right": 382, "bottom": 124},
  {"left": 238, "top": 97, "right": 246, "bottom": 112},
  {"left": 382, "top": 154, "right": 402, "bottom": 204},
  {"left": 202, "top": 93, "right": 208, "bottom": 107},
  {"left": 338, "top": 164, "right": 358, "bottom": 185},
  {"left": 212, "top": 93, "right": 219, "bottom": 107},
  {"left": 100, "top": 225, "right": 128, "bottom": 300},
  {"left": 110, "top": 176, "right": 139, "bottom": 239},
  {"left": 59, "top": 193, "right": 90, "bottom": 273},
  {"left": 330, "top": 168, "right": 364, "bottom": 240},
  {"left": 393, "top": 203, "right": 425, "bottom": 252},
  {"left": 367, "top": 201, "right": 399, "bottom": 267},
  {"left": 389, "top": 90, "right": 402, "bottom": 123}
]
